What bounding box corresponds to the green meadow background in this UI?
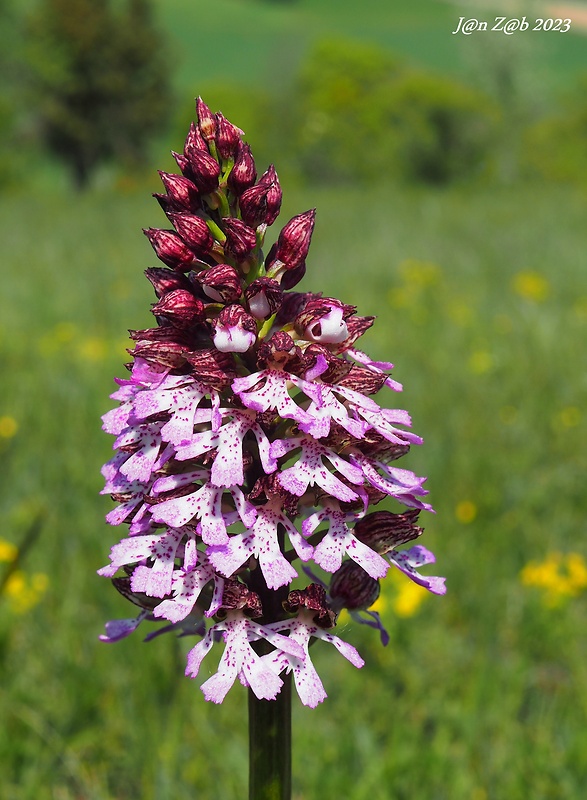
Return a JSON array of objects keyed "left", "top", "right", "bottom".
[{"left": 1, "top": 1, "right": 587, "bottom": 798}]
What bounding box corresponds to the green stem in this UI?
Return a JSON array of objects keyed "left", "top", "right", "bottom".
[{"left": 248, "top": 673, "right": 292, "bottom": 800}]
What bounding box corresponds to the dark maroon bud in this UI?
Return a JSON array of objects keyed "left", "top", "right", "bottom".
[
  {"left": 267, "top": 209, "right": 316, "bottom": 272},
  {"left": 212, "top": 304, "right": 257, "bottom": 353},
  {"left": 196, "top": 96, "right": 217, "bottom": 142},
  {"left": 256, "top": 331, "right": 304, "bottom": 372},
  {"left": 222, "top": 217, "right": 257, "bottom": 261},
  {"left": 228, "top": 142, "right": 257, "bottom": 195},
  {"left": 168, "top": 213, "right": 214, "bottom": 256},
  {"left": 183, "top": 122, "right": 208, "bottom": 160},
  {"left": 158, "top": 171, "right": 200, "bottom": 211},
  {"left": 329, "top": 562, "right": 380, "bottom": 611},
  {"left": 215, "top": 112, "right": 243, "bottom": 160},
  {"left": 294, "top": 297, "right": 349, "bottom": 344},
  {"left": 172, "top": 150, "right": 191, "bottom": 176},
  {"left": 245, "top": 277, "right": 282, "bottom": 319},
  {"left": 238, "top": 165, "right": 282, "bottom": 228},
  {"left": 353, "top": 510, "right": 423, "bottom": 554},
  {"left": 151, "top": 289, "right": 205, "bottom": 328},
  {"left": 128, "top": 328, "right": 192, "bottom": 368},
  {"left": 195, "top": 263, "right": 242, "bottom": 303},
  {"left": 143, "top": 228, "right": 197, "bottom": 271},
  {"left": 183, "top": 147, "right": 220, "bottom": 195},
  {"left": 144, "top": 267, "right": 192, "bottom": 298},
  {"left": 280, "top": 260, "right": 306, "bottom": 290},
  {"left": 184, "top": 347, "right": 236, "bottom": 389},
  {"left": 283, "top": 584, "right": 336, "bottom": 628}
]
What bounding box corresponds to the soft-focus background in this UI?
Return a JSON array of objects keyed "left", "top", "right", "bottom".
[{"left": 1, "top": 0, "right": 587, "bottom": 797}]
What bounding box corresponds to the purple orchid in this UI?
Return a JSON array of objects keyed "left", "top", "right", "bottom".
[{"left": 99, "top": 96, "right": 444, "bottom": 708}]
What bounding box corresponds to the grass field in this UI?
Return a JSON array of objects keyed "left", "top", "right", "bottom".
[{"left": 1, "top": 171, "right": 587, "bottom": 798}]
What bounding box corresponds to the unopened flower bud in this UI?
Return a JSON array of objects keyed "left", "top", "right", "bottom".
[
  {"left": 353, "top": 510, "right": 423, "bottom": 554},
  {"left": 294, "top": 298, "right": 349, "bottom": 344},
  {"left": 183, "top": 147, "right": 221, "bottom": 195},
  {"left": 157, "top": 171, "right": 200, "bottom": 212},
  {"left": 222, "top": 218, "right": 257, "bottom": 261},
  {"left": 144, "top": 267, "right": 192, "bottom": 298},
  {"left": 330, "top": 561, "right": 380, "bottom": 611},
  {"left": 196, "top": 96, "right": 217, "bottom": 142},
  {"left": 183, "top": 122, "right": 208, "bottom": 162},
  {"left": 143, "top": 228, "right": 197, "bottom": 271},
  {"left": 239, "top": 165, "right": 282, "bottom": 228},
  {"left": 245, "top": 277, "right": 282, "bottom": 319},
  {"left": 267, "top": 209, "right": 316, "bottom": 273},
  {"left": 168, "top": 213, "right": 214, "bottom": 256},
  {"left": 151, "top": 289, "right": 205, "bottom": 328},
  {"left": 195, "top": 263, "right": 242, "bottom": 303},
  {"left": 215, "top": 112, "right": 243, "bottom": 160},
  {"left": 228, "top": 142, "right": 257, "bottom": 195},
  {"left": 283, "top": 584, "right": 336, "bottom": 628},
  {"left": 212, "top": 304, "right": 257, "bottom": 353},
  {"left": 129, "top": 327, "right": 193, "bottom": 368}
]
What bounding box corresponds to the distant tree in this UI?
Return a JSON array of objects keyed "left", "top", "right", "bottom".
[{"left": 26, "top": 0, "right": 172, "bottom": 189}]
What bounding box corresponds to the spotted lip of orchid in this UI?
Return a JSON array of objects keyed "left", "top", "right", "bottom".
[{"left": 99, "top": 96, "right": 443, "bottom": 707}]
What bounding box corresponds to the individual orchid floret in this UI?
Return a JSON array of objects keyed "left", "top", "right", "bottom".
[
  {"left": 174, "top": 407, "right": 277, "bottom": 487},
  {"left": 215, "top": 112, "right": 244, "bottom": 160},
  {"left": 185, "top": 581, "right": 305, "bottom": 703},
  {"left": 239, "top": 165, "right": 282, "bottom": 228},
  {"left": 143, "top": 227, "right": 197, "bottom": 271},
  {"left": 262, "top": 585, "right": 364, "bottom": 708},
  {"left": 150, "top": 470, "right": 256, "bottom": 545},
  {"left": 294, "top": 297, "right": 350, "bottom": 344},
  {"left": 266, "top": 209, "right": 316, "bottom": 276},
  {"left": 302, "top": 500, "right": 389, "bottom": 579},
  {"left": 168, "top": 212, "right": 214, "bottom": 256},
  {"left": 387, "top": 545, "right": 447, "bottom": 595},
  {"left": 212, "top": 304, "right": 257, "bottom": 353},
  {"left": 222, "top": 217, "right": 258, "bottom": 262},
  {"left": 208, "top": 495, "right": 313, "bottom": 590},
  {"left": 270, "top": 435, "right": 363, "bottom": 503},
  {"left": 228, "top": 141, "right": 257, "bottom": 195},
  {"left": 195, "top": 263, "right": 242, "bottom": 303},
  {"left": 182, "top": 148, "right": 221, "bottom": 195},
  {"left": 157, "top": 170, "right": 201, "bottom": 212},
  {"left": 245, "top": 277, "right": 282, "bottom": 320},
  {"left": 151, "top": 288, "right": 205, "bottom": 328}
]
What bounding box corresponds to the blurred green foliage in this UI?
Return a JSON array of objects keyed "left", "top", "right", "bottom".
[
  {"left": 23, "top": 0, "right": 173, "bottom": 188},
  {"left": 292, "top": 38, "right": 498, "bottom": 185}
]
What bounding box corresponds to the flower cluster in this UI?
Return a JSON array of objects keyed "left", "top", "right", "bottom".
[{"left": 99, "top": 98, "right": 445, "bottom": 707}]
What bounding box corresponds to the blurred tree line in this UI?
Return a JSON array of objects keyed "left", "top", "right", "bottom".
[{"left": 0, "top": 0, "right": 585, "bottom": 191}]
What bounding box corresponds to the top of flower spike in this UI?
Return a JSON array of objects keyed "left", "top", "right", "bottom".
[{"left": 99, "top": 96, "right": 443, "bottom": 708}]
